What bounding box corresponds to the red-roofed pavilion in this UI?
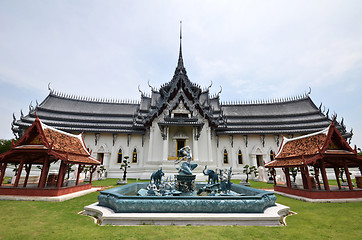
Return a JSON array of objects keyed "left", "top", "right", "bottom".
[
  {"left": 265, "top": 122, "right": 362, "bottom": 199},
  {"left": 0, "top": 118, "right": 100, "bottom": 197}
]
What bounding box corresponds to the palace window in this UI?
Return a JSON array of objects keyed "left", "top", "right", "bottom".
[
  {"left": 132, "top": 148, "right": 137, "bottom": 163},
  {"left": 117, "top": 149, "right": 123, "bottom": 163},
  {"left": 256, "top": 155, "right": 263, "bottom": 167},
  {"left": 223, "top": 149, "right": 229, "bottom": 164},
  {"left": 270, "top": 150, "right": 275, "bottom": 161},
  {"left": 176, "top": 139, "right": 186, "bottom": 157},
  {"left": 238, "top": 150, "right": 243, "bottom": 164},
  {"left": 97, "top": 153, "right": 104, "bottom": 164}
]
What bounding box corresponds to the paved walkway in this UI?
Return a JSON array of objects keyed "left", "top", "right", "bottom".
[
  {"left": 0, "top": 187, "right": 102, "bottom": 202},
  {"left": 261, "top": 188, "right": 362, "bottom": 203}
]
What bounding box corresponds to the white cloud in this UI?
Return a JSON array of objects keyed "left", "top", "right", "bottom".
[{"left": 0, "top": 0, "right": 361, "bottom": 147}]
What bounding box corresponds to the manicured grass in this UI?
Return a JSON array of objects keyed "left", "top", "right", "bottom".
[
  {"left": 0, "top": 179, "right": 361, "bottom": 240},
  {"left": 328, "top": 179, "right": 357, "bottom": 186},
  {"left": 90, "top": 178, "right": 148, "bottom": 187},
  {"left": 230, "top": 179, "right": 275, "bottom": 189},
  {"left": 2, "top": 176, "right": 10, "bottom": 184}
]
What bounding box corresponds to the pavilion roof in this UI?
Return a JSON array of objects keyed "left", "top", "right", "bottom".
[
  {"left": 0, "top": 118, "right": 100, "bottom": 165},
  {"left": 265, "top": 122, "right": 361, "bottom": 168}
]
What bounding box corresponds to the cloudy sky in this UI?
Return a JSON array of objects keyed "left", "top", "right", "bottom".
[{"left": 1, "top": 0, "right": 361, "bottom": 148}]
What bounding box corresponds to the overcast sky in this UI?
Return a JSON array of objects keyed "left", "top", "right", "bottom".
[{"left": 1, "top": 0, "right": 361, "bottom": 148}]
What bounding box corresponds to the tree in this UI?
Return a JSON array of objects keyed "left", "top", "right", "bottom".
[
  {"left": 289, "top": 167, "right": 300, "bottom": 183},
  {"left": 120, "top": 156, "right": 130, "bottom": 181},
  {"left": 12, "top": 163, "right": 19, "bottom": 176},
  {"left": 97, "top": 165, "right": 106, "bottom": 179},
  {"left": 83, "top": 166, "right": 90, "bottom": 180},
  {"left": 66, "top": 164, "right": 75, "bottom": 180},
  {"left": 243, "top": 165, "right": 258, "bottom": 183},
  {"left": 338, "top": 167, "right": 351, "bottom": 183},
  {"left": 267, "top": 168, "right": 275, "bottom": 181},
  {"left": 0, "top": 139, "right": 13, "bottom": 154}
]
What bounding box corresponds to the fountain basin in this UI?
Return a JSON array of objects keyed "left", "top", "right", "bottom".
[{"left": 97, "top": 182, "right": 277, "bottom": 213}]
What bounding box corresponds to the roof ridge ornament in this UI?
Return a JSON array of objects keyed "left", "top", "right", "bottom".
[
  {"left": 51, "top": 89, "right": 140, "bottom": 104},
  {"left": 177, "top": 21, "right": 184, "bottom": 70},
  {"left": 206, "top": 81, "right": 213, "bottom": 92},
  {"left": 217, "top": 86, "right": 222, "bottom": 97},
  {"left": 48, "top": 82, "right": 53, "bottom": 93},
  {"left": 222, "top": 91, "right": 313, "bottom": 106},
  {"left": 148, "top": 80, "right": 156, "bottom": 92}
]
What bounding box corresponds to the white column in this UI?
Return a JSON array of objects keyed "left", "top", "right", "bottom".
[
  {"left": 207, "top": 127, "right": 213, "bottom": 164},
  {"left": 126, "top": 135, "right": 131, "bottom": 158},
  {"left": 162, "top": 127, "right": 169, "bottom": 162},
  {"left": 193, "top": 127, "right": 199, "bottom": 162},
  {"left": 103, "top": 152, "right": 111, "bottom": 178},
  {"left": 244, "top": 135, "right": 250, "bottom": 166},
  {"left": 148, "top": 127, "right": 154, "bottom": 162},
  {"left": 231, "top": 138, "right": 237, "bottom": 170},
  {"left": 250, "top": 155, "right": 257, "bottom": 167}
]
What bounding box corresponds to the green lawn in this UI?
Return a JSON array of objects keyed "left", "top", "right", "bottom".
[
  {"left": 2, "top": 176, "right": 11, "bottom": 184},
  {"left": 0, "top": 178, "right": 361, "bottom": 240}
]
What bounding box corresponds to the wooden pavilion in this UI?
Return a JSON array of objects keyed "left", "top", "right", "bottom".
[
  {"left": 265, "top": 122, "right": 362, "bottom": 199},
  {"left": 0, "top": 118, "right": 100, "bottom": 197}
]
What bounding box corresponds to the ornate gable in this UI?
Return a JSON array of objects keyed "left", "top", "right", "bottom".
[
  {"left": 5, "top": 118, "right": 100, "bottom": 165},
  {"left": 133, "top": 35, "right": 226, "bottom": 129}
]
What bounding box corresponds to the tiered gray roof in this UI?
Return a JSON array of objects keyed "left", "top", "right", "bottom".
[
  {"left": 13, "top": 94, "right": 143, "bottom": 135},
  {"left": 11, "top": 36, "right": 352, "bottom": 140},
  {"left": 218, "top": 96, "right": 350, "bottom": 137}
]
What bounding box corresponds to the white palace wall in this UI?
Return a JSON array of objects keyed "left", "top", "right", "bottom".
[{"left": 82, "top": 126, "right": 283, "bottom": 181}]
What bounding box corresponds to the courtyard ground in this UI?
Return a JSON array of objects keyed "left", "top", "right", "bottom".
[{"left": 0, "top": 178, "right": 361, "bottom": 240}]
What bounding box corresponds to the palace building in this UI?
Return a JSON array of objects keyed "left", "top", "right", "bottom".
[{"left": 11, "top": 36, "right": 352, "bottom": 180}]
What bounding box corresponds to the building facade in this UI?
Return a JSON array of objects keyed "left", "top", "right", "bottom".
[{"left": 12, "top": 40, "right": 352, "bottom": 180}]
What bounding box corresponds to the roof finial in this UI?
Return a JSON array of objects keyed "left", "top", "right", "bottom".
[{"left": 177, "top": 20, "right": 184, "bottom": 69}]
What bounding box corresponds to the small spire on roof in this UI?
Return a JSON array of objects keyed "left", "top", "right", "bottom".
[
  {"left": 48, "top": 82, "right": 53, "bottom": 93},
  {"left": 177, "top": 21, "right": 184, "bottom": 70}
]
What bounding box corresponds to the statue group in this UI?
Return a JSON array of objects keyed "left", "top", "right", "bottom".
[
  {"left": 175, "top": 146, "right": 198, "bottom": 175},
  {"left": 202, "top": 165, "right": 232, "bottom": 194},
  {"left": 146, "top": 146, "right": 234, "bottom": 195}
]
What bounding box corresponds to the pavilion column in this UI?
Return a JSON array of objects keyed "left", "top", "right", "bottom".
[
  {"left": 343, "top": 161, "right": 353, "bottom": 191},
  {"left": 320, "top": 159, "right": 330, "bottom": 191},
  {"left": 56, "top": 161, "right": 67, "bottom": 188},
  {"left": 76, "top": 164, "right": 84, "bottom": 186},
  {"left": 23, "top": 164, "right": 32, "bottom": 188},
  {"left": 13, "top": 160, "right": 24, "bottom": 188},
  {"left": 306, "top": 167, "right": 312, "bottom": 190},
  {"left": 38, "top": 156, "right": 50, "bottom": 188},
  {"left": 271, "top": 168, "right": 277, "bottom": 186},
  {"left": 302, "top": 167, "right": 312, "bottom": 190},
  {"left": 334, "top": 167, "right": 342, "bottom": 190},
  {"left": 283, "top": 168, "right": 292, "bottom": 188},
  {"left": 300, "top": 167, "right": 308, "bottom": 190},
  {"left": 0, "top": 162, "right": 8, "bottom": 187},
  {"left": 89, "top": 165, "right": 97, "bottom": 184},
  {"left": 314, "top": 166, "right": 321, "bottom": 190}
]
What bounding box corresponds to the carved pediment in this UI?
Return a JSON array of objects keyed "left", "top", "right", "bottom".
[{"left": 173, "top": 127, "right": 189, "bottom": 139}]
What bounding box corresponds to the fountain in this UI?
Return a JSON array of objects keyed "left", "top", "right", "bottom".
[{"left": 84, "top": 146, "right": 289, "bottom": 225}]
